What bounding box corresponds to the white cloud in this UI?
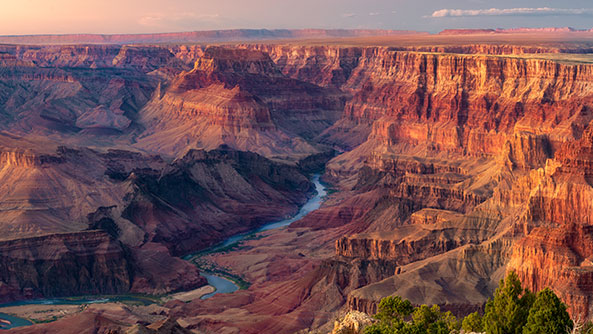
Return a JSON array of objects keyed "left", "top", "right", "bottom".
[
  {"left": 341, "top": 13, "right": 356, "bottom": 18},
  {"left": 368, "top": 12, "right": 380, "bottom": 16},
  {"left": 138, "top": 12, "right": 222, "bottom": 29},
  {"left": 430, "top": 7, "right": 593, "bottom": 18}
]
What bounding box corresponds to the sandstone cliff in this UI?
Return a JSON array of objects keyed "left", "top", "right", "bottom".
[
  {"left": 274, "top": 46, "right": 593, "bottom": 322},
  {"left": 0, "top": 132, "right": 313, "bottom": 301},
  {"left": 136, "top": 46, "right": 345, "bottom": 159},
  {"left": 0, "top": 231, "right": 129, "bottom": 301},
  {"left": 507, "top": 124, "right": 593, "bottom": 318}
]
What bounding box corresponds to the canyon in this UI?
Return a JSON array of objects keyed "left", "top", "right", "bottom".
[{"left": 0, "top": 31, "right": 593, "bottom": 333}]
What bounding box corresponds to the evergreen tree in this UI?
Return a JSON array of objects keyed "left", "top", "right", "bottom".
[
  {"left": 523, "top": 288, "right": 572, "bottom": 334},
  {"left": 462, "top": 311, "right": 484, "bottom": 333},
  {"left": 363, "top": 297, "right": 459, "bottom": 334},
  {"left": 376, "top": 295, "right": 414, "bottom": 322},
  {"left": 411, "top": 304, "right": 459, "bottom": 334},
  {"left": 483, "top": 271, "right": 535, "bottom": 334},
  {"left": 364, "top": 296, "right": 413, "bottom": 334}
]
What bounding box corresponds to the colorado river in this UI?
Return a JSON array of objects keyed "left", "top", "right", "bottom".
[
  {"left": 0, "top": 313, "right": 32, "bottom": 329},
  {"left": 0, "top": 296, "right": 155, "bottom": 329},
  {"left": 198, "top": 173, "right": 327, "bottom": 299},
  {"left": 0, "top": 174, "right": 327, "bottom": 326}
]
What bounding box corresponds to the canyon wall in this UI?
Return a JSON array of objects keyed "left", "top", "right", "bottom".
[
  {"left": 0, "top": 231, "right": 130, "bottom": 301},
  {"left": 0, "top": 131, "right": 313, "bottom": 301},
  {"left": 260, "top": 44, "right": 593, "bottom": 321},
  {"left": 137, "top": 46, "right": 345, "bottom": 158},
  {"left": 507, "top": 124, "right": 593, "bottom": 318}
]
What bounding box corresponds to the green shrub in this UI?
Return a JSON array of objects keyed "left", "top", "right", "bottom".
[
  {"left": 411, "top": 304, "right": 459, "bottom": 334},
  {"left": 376, "top": 295, "right": 414, "bottom": 322},
  {"left": 522, "top": 288, "right": 572, "bottom": 334},
  {"left": 364, "top": 298, "right": 459, "bottom": 334},
  {"left": 462, "top": 312, "right": 483, "bottom": 333},
  {"left": 364, "top": 274, "right": 573, "bottom": 334},
  {"left": 483, "top": 271, "right": 535, "bottom": 334}
]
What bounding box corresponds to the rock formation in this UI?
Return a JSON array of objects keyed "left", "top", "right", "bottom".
[
  {"left": 331, "top": 311, "right": 375, "bottom": 334},
  {"left": 136, "top": 46, "right": 345, "bottom": 159},
  {"left": 0, "top": 130, "right": 313, "bottom": 300}
]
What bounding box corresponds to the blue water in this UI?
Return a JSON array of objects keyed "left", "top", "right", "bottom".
[
  {"left": 0, "top": 313, "right": 32, "bottom": 330},
  {"left": 0, "top": 296, "right": 153, "bottom": 329},
  {"left": 200, "top": 274, "right": 240, "bottom": 300},
  {"left": 256, "top": 174, "right": 326, "bottom": 232},
  {"left": 210, "top": 174, "right": 326, "bottom": 252},
  {"left": 0, "top": 296, "right": 152, "bottom": 308},
  {"left": 200, "top": 174, "right": 327, "bottom": 298},
  {"left": 0, "top": 174, "right": 328, "bottom": 325}
]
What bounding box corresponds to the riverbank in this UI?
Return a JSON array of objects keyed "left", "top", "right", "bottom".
[
  {"left": 184, "top": 173, "right": 327, "bottom": 299},
  {"left": 0, "top": 174, "right": 328, "bottom": 329}
]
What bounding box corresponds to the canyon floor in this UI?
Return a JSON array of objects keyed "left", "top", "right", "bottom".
[{"left": 1, "top": 30, "right": 593, "bottom": 333}]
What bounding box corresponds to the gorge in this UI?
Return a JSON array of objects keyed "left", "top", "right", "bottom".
[{"left": 0, "top": 31, "right": 593, "bottom": 333}]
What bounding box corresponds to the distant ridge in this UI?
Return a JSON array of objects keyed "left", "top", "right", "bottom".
[
  {"left": 439, "top": 27, "right": 593, "bottom": 35},
  {"left": 0, "top": 29, "right": 426, "bottom": 45}
]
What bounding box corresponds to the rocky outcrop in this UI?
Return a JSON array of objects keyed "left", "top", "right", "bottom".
[
  {"left": 508, "top": 124, "right": 593, "bottom": 319},
  {"left": 509, "top": 226, "right": 593, "bottom": 317},
  {"left": 122, "top": 147, "right": 312, "bottom": 255},
  {"left": 6, "top": 305, "right": 190, "bottom": 334},
  {"left": 20, "top": 45, "right": 121, "bottom": 68},
  {"left": 336, "top": 230, "right": 466, "bottom": 263},
  {"left": 0, "top": 136, "right": 312, "bottom": 301},
  {"left": 168, "top": 45, "right": 205, "bottom": 63},
  {"left": 394, "top": 44, "right": 593, "bottom": 55},
  {"left": 0, "top": 150, "right": 64, "bottom": 167},
  {"left": 245, "top": 44, "right": 363, "bottom": 88},
  {"left": 0, "top": 61, "right": 159, "bottom": 135},
  {"left": 499, "top": 132, "right": 551, "bottom": 170},
  {"left": 318, "top": 48, "right": 593, "bottom": 155},
  {"left": 331, "top": 311, "right": 375, "bottom": 334},
  {"left": 0, "top": 231, "right": 130, "bottom": 301},
  {"left": 137, "top": 46, "right": 345, "bottom": 158},
  {"left": 9, "top": 45, "right": 186, "bottom": 73}
]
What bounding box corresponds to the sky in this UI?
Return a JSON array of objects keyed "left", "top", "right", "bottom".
[{"left": 2, "top": 0, "right": 593, "bottom": 35}]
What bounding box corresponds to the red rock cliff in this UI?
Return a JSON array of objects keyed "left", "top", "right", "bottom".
[{"left": 0, "top": 231, "right": 130, "bottom": 301}]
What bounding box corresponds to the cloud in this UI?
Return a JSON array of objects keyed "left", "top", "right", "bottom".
[
  {"left": 138, "top": 12, "right": 223, "bottom": 29},
  {"left": 341, "top": 13, "right": 356, "bottom": 18},
  {"left": 368, "top": 12, "right": 380, "bottom": 16},
  {"left": 430, "top": 7, "right": 593, "bottom": 18}
]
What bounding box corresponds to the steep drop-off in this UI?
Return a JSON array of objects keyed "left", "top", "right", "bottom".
[
  {"left": 0, "top": 130, "right": 313, "bottom": 301},
  {"left": 137, "top": 46, "right": 345, "bottom": 159}
]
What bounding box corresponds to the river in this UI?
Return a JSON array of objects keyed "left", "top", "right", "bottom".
[
  {"left": 198, "top": 173, "right": 327, "bottom": 298},
  {"left": 0, "top": 296, "right": 155, "bottom": 330},
  {"left": 0, "top": 174, "right": 327, "bottom": 327}
]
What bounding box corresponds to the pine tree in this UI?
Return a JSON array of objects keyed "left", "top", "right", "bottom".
[
  {"left": 523, "top": 288, "right": 573, "bottom": 334},
  {"left": 483, "top": 271, "right": 535, "bottom": 334},
  {"left": 376, "top": 295, "right": 414, "bottom": 322},
  {"left": 462, "top": 311, "right": 484, "bottom": 333}
]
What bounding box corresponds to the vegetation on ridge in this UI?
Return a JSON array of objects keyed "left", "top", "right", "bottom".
[{"left": 364, "top": 271, "right": 577, "bottom": 334}]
